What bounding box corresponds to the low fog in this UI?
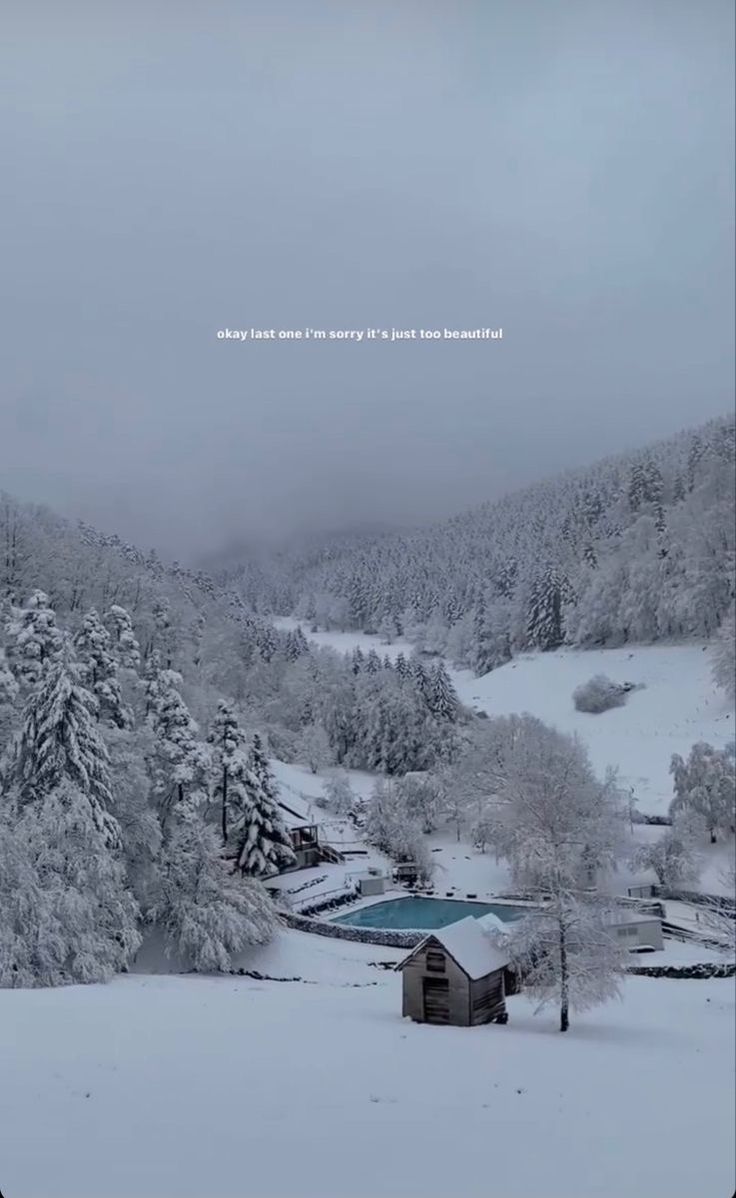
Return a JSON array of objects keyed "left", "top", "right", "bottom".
[{"left": 1, "top": 1, "right": 733, "bottom": 560}]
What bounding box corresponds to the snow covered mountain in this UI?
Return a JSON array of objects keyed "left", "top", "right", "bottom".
[{"left": 224, "top": 415, "right": 735, "bottom": 675}]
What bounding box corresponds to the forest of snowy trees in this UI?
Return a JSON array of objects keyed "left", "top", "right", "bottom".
[
  {"left": 0, "top": 496, "right": 465, "bottom": 986},
  {"left": 1, "top": 413, "right": 733, "bottom": 992},
  {"left": 225, "top": 416, "right": 735, "bottom": 674}
]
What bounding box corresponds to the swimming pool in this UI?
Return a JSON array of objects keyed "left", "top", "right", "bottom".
[{"left": 330, "top": 896, "right": 527, "bottom": 930}]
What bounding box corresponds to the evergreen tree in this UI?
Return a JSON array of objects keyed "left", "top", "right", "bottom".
[
  {"left": 628, "top": 457, "right": 663, "bottom": 513},
  {"left": 284, "top": 627, "right": 309, "bottom": 661},
  {"left": 526, "top": 569, "right": 566, "bottom": 650},
  {"left": 74, "top": 607, "right": 131, "bottom": 728},
  {"left": 409, "top": 657, "right": 431, "bottom": 704},
  {"left": 472, "top": 598, "right": 510, "bottom": 675},
  {"left": 14, "top": 649, "right": 121, "bottom": 849},
  {"left": 257, "top": 622, "right": 277, "bottom": 662},
  {"left": 105, "top": 604, "right": 141, "bottom": 670},
  {"left": 146, "top": 667, "right": 210, "bottom": 820},
  {"left": 394, "top": 652, "right": 409, "bottom": 679},
  {"left": 5, "top": 589, "right": 64, "bottom": 687},
  {"left": 428, "top": 661, "right": 459, "bottom": 722},
  {"left": 0, "top": 646, "right": 19, "bottom": 751},
  {"left": 208, "top": 700, "right": 251, "bottom": 846},
  {"left": 234, "top": 733, "right": 296, "bottom": 877}
]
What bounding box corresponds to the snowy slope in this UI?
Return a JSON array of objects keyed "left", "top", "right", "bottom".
[
  {"left": 279, "top": 620, "right": 732, "bottom": 817},
  {"left": 1, "top": 934, "right": 733, "bottom": 1198},
  {"left": 451, "top": 644, "right": 733, "bottom": 814}
]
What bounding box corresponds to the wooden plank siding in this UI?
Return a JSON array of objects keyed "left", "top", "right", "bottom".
[
  {"left": 401, "top": 940, "right": 472, "bottom": 1025},
  {"left": 469, "top": 974, "right": 506, "bottom": 1025}
]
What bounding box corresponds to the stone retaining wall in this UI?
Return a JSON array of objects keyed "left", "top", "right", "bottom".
[{"left": 281, "top": 909, "right": 423, "bottom": 949}]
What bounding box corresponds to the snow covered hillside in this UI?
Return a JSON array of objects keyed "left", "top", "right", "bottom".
[
  {"left": 1, "top": 932, "right": 733, "bottom": 1198},
  {"left": 280, "top": 620, "right": 732, "bottom": 817},
  {"left": 451, "top": 643, "right": 733, "bottom": 815}
]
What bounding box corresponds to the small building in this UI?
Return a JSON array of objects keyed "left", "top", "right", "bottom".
[
  {"left": 608, "top": 913, "right": 664, "bottom": 951},
  {"left": 627, "top": 883, "right": 658, "bottom": 899},
  {"left": 278, "top": 800, "right": 345, "bottom": 871},
  {"left": 397, "top": 916, "right": 514, "bottom": 1027},
  {"left": 349, "top": 868, "right": 387, "bottom": 898}
]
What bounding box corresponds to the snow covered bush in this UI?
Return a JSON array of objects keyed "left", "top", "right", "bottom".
[
  {"left": 393, "top": 772, "right": 442, "bottom": 834},
  {"left": 323, "top": 769, "right": 356, "bottom": 817},
  {"left": 634, "top": 825, "right": 701, "bottom": 888},
  {"left": 573, "top": 674, "right": 628, "bottom": 714},
  {"left": 151, "top": 809, "right": 277, "bottom": 972},
  {"left": 295, "top": 722, "right": 333, "bottom": 773}
]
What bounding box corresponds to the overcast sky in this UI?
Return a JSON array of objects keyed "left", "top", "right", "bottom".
[{"left": 1, "top": 1, "right": 733, "bottom": 560}]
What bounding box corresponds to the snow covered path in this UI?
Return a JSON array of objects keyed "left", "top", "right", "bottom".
[{"left": 1, "top": 931, "right": 733, "bottom": 1198}]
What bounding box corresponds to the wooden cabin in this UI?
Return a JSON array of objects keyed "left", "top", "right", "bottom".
[{"left": 397, "top": 915, "right": 515, "bottom": 1027}]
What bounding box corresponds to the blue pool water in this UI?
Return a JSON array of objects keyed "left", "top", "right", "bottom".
[{"left": 331, "top": 896, "right": 526, "bottom": 930}]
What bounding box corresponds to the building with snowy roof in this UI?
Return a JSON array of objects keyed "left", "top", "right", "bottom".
[{"left": 397, "top": 915, "right": 517, "bottom": 1027}]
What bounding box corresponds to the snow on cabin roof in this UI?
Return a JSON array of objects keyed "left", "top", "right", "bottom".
[
  {"left": 476, "top": 911, "right": 510, "bottom": 936},
  {"left": 277, "top": 798, "right": 314, "bottom": 829},
  {"left": 399, "top": 916, "right": 510, "bottom": 981}
]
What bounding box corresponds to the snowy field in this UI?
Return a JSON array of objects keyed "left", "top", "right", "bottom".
[
  {"left": 279, "top": 621, "right": 733, "bottom": 817},
  {"left": 275, "top": 616, "right": 414, "bottom": 662},
  {"left": 1, "top": 929, "right": 733, "bottom": 1198},
  {"left": 452, "top": 644, "right": 733, "bottom": 816}
]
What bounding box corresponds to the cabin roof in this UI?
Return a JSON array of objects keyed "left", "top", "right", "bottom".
[
  {"left": 277, "top": 797, "right": 315, "bottom": 829},
  {"left": 398, "top": 915, "right": 510, "bottom": 981}
]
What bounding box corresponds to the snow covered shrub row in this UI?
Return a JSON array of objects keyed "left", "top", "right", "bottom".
[
  {"left": 573, "top": 674, "right": 629, "bottom": 714},
  {"left": 627, "top": 962, "right": 736, "bottom": 980}
]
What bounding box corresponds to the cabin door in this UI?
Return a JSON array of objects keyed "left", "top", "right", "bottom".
[{"left": 422, "top": 977, "right": 450, "bottom": 1024}]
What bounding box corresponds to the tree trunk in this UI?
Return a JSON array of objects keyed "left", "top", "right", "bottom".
[
  {"left": 559, "top": 916, "right": 569, "bottom": 1033},
  {"left": 221, "top": 764, "right": 228, "bottom": 845}
]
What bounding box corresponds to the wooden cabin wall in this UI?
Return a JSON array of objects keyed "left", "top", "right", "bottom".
[
  {"left": 401, "top": 940, "right": 472, "bottom": 1025},
  {"left": 469, "top": 971, "right": 506, "bottom": 1025}
]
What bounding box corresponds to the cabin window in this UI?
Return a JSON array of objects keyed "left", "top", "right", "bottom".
[{"left": 426, "top": 949, "right": 446, "bottom": 973}]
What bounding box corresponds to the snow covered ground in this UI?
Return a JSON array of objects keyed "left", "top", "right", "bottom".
[
  {"left": 279, "top": 623, "right": 733, "bottom": 815},
  {"left": 272, "top": 625, "right": 735, "bottom": 896},
  {"left": 450, "top": 643, "right": 733, "bottom": 816},
  {"left": 1, "top": 929, "right": 733, "bottom": 1198},
  {"left": 275, "top": 615, "right": 414, "bottom": 661}
]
